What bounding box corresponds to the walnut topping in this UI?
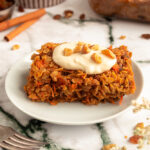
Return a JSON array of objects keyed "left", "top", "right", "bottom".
[
  {"left": 90, "top": 44, "right": 99, "bottom": 50},
  {"left": 78, "top": 41, "right": 85, "bottom": 45},
  {"left": 11, "top": 44, "right": 20, "bottom": 50},
  {"left": 91, "top": 53, "right": 102, "bottom": 64},
  {"left": 63, "top": 48, "right": 73, "bottom": 56},
  {"left": 74, "top": 43, "right": 82, "bottom": 53},
  {"left": 73, "top": 42, "right": 85, "bottom": 53},
  {"left": 101, "top": 49, "right": 115, "bottom": 59},
  {"left": 64, "top": 10, "right": 74, "bottom": 18},
  {"left": 82, "top": 44, "right": 90, "bottom": 54},
  {"left": 88, "top": 44, "right": 91, "bottom": 48},
  {"left": 74, "top": 46, "right": 82, "bottom": 53}
]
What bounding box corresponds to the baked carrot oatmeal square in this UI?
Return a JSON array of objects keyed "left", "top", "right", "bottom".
[{"left": 24, "top": 42, "right": 136, "bottom": 105}]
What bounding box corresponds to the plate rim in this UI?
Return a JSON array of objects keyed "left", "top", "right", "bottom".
[{"left": 5, "top": 54, "right": 144, "bottom": 125}]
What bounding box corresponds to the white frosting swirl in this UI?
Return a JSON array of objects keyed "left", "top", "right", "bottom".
[{"left": 52, "top": 42, "right": 117, "bottom": 74}]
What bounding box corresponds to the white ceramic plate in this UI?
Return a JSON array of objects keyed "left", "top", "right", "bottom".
[{"left": 5, "top": 53, "right": 143, "bottom": 125}]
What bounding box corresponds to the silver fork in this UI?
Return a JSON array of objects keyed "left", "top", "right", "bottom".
[{"left": 0, "top": 125, "right": 47, "bottom": 150}]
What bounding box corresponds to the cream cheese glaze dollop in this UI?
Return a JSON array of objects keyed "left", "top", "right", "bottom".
[{"left": 52, "top": 42, "right": 117, "bottom": 74}]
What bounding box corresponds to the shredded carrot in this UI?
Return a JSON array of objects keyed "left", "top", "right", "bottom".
[
  {"left": 111, "top": 101, "right": 115, "bottom": 104},
  {"left": 36, "top": 60, "right": 44, "bottom": 68},
  {"left": 50, "top": 101, "right": 57, "bottom": 105},
  {"left": 108, "top": 45, "right": 112, "bottom": 50},
  {"left": 36, "top": 82, "right": 42, "bottom": 86},
  {"left": 112, "top": 64, "right": 120, "bottom": 72},
  {"left": 51, "top": 89, "right": 54, "bottom": 97},
  {"left": 53, "top": 85, "right": 56, "bottom": 93},
  {"left": 119, "top": 96, "right": 123, "bottom": 105},
  {"left": 40, "top": 92, "right": 45, "bottom": 96},
  {"left": 109, "top": 99, "right": 115, "bottom": 104},
  {"left": 71, "top": 84, "right": 77, "bottom": 89}
]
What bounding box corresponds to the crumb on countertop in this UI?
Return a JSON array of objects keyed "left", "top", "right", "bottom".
[
  {"left": 102, "top": 144, "right": 126, "bottom": 150},
  {"left": 53, "top": 14, "right": 62, "bottom": 20},
  {"left": 141, "top": 34, "right": 150, "bottom": 40},
  {"left": 52, "top": 9, "right": 86, "bottom": 21},
  {"left": 119, "top": 35, "right": 126, "bottom": 40},
  {"left": 132, "top": 97, "right": 150, "bottom": 113},
  {"left": 129, "top": 122, "right": 150, "bottom": 149},
  {"left": 11, "top": 44, "right": 20, "bottom": 50},
  {"left": 79, "top": 14, "right": 85, "bottom": 20}
]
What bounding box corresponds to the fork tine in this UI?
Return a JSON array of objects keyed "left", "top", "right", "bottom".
[
  {"left": 5, "top": 138, "right": 42, "bottom": 149},
  {"left": 14, "top": 133, "right": 46, "bottom": 144},
  {"left": 0, "top": 142, "right": 39, "bottom": 150},
  {"left": 10, "top": 135, "right": 45, "bottom": 147}
]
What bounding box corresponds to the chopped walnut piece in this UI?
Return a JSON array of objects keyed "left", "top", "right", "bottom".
[
  {"left": 74, "top": 42, "right": 84, "bottom": 53},
  {"left": 119, "top": 35, "right": 126, "bottom": 40},
  {"left": 91, "top": 53, "right": 102, "bottom": 64},
  {"left": 11, "top": 44, "right": 20, "bottom": 50},
  {"left": 78, "top": 41, "right": 85, "bottom": 46},
  {"left": 101, "top": 49, "right": 115, "bottom": 59},
  {"left": 90, "top": 44, "right": 99, "bottom": 50},
  {"left": 74, "top": 45, "right": 82, "bottom": 53},
  {"left": 64, "top": 10, "right": 74, "bottom": 18},
  {"left": 53, "top": 14, "right": 61, "bottom": 20},
  {"left": 82, "top": 44, "right": 90, "bottom": 54},
  {"left": 63, "top": 48, "right": 73, "bottom": 56},
  {"left": 88, "top": 44, "right": 91, "bottom": 47},
  {"left": 79, "top": 14, "right": 85, "bottom": 20}
]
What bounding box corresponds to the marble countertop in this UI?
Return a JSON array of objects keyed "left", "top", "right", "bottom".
[{"left": 0, "top": 0, "right": 150, "bottom": 150}]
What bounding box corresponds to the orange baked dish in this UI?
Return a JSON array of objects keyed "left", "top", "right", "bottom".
[{"left": 24, "top": 42, "right": 136, "bottom": 105}]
